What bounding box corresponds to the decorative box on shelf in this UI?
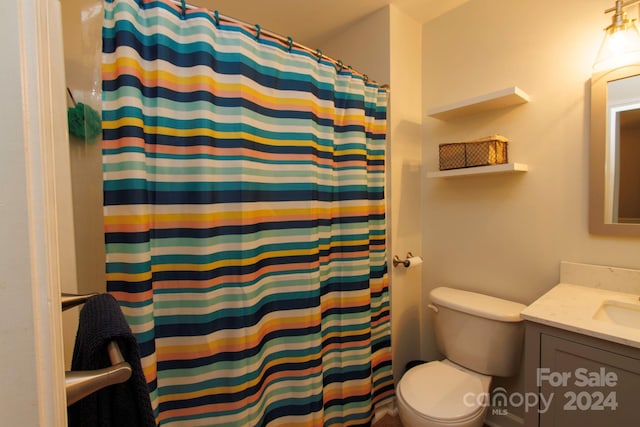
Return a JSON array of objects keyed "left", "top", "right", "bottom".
[{"left": 438, "top": 135, "right": 508, "bottom": 171}]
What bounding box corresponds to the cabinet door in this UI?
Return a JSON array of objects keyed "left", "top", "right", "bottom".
[{"left": 539, "top": 333, "right": 640, "bottom": 426}]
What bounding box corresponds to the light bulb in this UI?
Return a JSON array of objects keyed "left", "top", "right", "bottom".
[{"left": 594, "top": 21, "right": 640, "bottom": 72}]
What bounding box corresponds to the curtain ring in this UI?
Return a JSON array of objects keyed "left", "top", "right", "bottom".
[
  {"left": 213, "top": 10, "right": 219, "bottom": 27},
  {"left": 363, "top": 74, "right": 369, "bottom": 83},
  {"left": 180, "top": 0, "right": 186, "bottom": 19},
  {"left": 316, "top": 49, "right": 322, "bottom": 62},
  {"left": 287, "top": 36, "right": 293, "bottom": 52},
  {"left": 255, "top": 24, "right": 261, "bottom": 40},
  {"left": 337, "top": 60, "right": 344, "bottom": 72}
]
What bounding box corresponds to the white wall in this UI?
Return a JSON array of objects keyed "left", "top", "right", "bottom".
[
  {"left": 0, "top": 2, "right": 42, "bottom": 423},
  {"left": 422, "top": 0, "right": 640, "bottom": 423},
  {"left": 321, "top": 6, "right": 424, "bottom": 383}
]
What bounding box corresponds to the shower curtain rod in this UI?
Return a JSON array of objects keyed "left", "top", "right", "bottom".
[{"left": 168, "top": 0, "right": 389, "bottom": 89}]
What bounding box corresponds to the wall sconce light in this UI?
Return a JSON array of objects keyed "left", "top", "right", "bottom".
[{"left": 594, "top": 0, "right": 640, "bottom": 72}]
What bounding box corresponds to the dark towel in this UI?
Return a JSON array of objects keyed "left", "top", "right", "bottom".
[{"left": 67, "top": 294, "right": 156, "bottom": 427}]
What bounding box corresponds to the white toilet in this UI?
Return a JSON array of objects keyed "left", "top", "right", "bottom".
[{"left": 396, "top": 286, "right": 527, "bottom": 427}]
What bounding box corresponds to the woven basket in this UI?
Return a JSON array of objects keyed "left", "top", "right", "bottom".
[{"left": 439, "top": 135, "right": 508, "bottom": 170}]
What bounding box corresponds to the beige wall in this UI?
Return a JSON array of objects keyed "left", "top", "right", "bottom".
[
  {"left": 422, "top": 0, "right": 640, "bottom": 423},
  {"left": 321, "top": 6, "right": 424, "bottom": 383},
  {"left": 61, "top": 0, "right": 106, "bottom": 296},
  {"left": 318, "top": 7, "right": 391, "bottom": 84},
  {"left": 618, "top": 125, "right": 640, "bottom": 222},
  {"left": 57, "top": 0, "right": 105, "bottom": 370},
  {"left": 388, "top": 6, "right": 423, "bottom": 384}
]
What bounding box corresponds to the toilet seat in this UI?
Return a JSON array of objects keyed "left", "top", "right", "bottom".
[{"left": 397, "top": 361, "right": 489, "bottom": 423}]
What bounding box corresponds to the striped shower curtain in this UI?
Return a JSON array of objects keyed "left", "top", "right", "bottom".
[{"left": 102, "top": 0, "right": 393, "bottom": 425}]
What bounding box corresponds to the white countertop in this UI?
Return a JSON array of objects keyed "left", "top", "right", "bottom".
[{"left": 521, "top": 283, "right": 640, "bottom": 349}]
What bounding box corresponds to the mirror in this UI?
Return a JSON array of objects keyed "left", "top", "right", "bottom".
[{"left": 590, "top": 65, "right": 640, "bottom": 236}]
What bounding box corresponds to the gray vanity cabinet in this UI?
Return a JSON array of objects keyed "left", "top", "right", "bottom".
[{"left": 524, "top": 321, "right": 640, "bottom": 426}]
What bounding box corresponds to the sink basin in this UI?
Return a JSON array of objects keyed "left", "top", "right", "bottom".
[{"left": 593, "top": 300, "right": 640, "bottom": 329}]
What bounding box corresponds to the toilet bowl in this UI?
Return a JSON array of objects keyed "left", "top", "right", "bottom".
[
  {"left": 396, "top": 286, "right": 526, "bottom": 427},
  {"left": 396, "top": 360, "right": 491, "bottom": 427}
]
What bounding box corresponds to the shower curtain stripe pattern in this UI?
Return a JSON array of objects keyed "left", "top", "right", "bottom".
[{"left": 102, "top": 1, "right": 393, "bottom": 425}]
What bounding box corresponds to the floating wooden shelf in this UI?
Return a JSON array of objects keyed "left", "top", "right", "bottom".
[
  {"left": 427, "top": 162, "right": 528, "bottom": 178},
  {"left": 427, "top": 86, "right": 530, "bottom": 120}
]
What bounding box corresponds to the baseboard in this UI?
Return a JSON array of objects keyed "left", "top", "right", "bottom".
[
  {"left": 373, "top": 398, "right": 398, "bottom": 424},
  {"left": 484, "top": 411, "right": 524, "bottom": 427}
]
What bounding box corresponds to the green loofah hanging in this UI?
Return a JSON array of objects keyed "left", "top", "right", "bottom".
[{"left": 68, "top": 102, "right": 102, "bottom": 141}]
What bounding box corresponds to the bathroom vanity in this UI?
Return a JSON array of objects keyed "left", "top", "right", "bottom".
[
  {"left": 521, "top": 262, "right": 640, "bottom": 427},
  {"left": 523, "top": 320, "right": 640, "bottom": 426}
]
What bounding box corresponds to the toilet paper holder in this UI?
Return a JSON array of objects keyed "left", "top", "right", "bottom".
[{"left": 392, "top": 252, "right": 422, "bottom": 268}]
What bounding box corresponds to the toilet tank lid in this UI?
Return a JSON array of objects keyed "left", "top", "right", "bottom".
[{"left": 430, "top": 286, "right": 526, "bottom": 322}]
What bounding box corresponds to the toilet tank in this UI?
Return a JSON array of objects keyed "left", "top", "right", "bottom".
[{"left": 429, "top": 286, "right": 527, "bottom": 377}]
